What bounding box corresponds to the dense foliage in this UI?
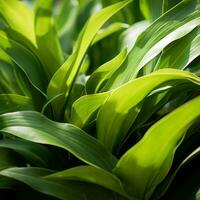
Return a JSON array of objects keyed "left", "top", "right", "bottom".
[{"left": 0, "top": 0, "right": 199, "bottom": 199}]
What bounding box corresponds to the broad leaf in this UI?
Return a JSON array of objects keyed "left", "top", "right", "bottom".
[
  {"left": 0, "top": 0, "right": 36, "bottom": 46},
  {"left": 97, "top": 69, "right": 200, "bottom": 152},
  {"left": 0, "top": 111, "right": 117, "bottom": 171},
  {"left": 113, "top": 96, "right": 200, "bottom": 200},
  {"left": 0, "top": 167, "right": 125, "bottom": 200},
  {"left": 46, "top": 165, "right": 128, "bottom": 198}
]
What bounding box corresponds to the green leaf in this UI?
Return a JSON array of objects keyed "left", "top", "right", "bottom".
[
  {"left": 0, "top": 139, "right": 51, "bottom": 167},
  {"left": 133, "top": 82, "right": 197, "bottom": 130},
  {"left": 71, "top": 92, "right": 110, "bottom": 128},
  {"left": 0, "top": 49, "right": 44, "bottom": 106},
  {"left": 113, "top": 96, "right": 200, "bottom": 200},
  {"left": 101, "top": 0, "right": 137, "bottom": 24},
  {"left": 0, "top": 111, "right": 117, "bottom": 171},
  {"left": 120, "top": 20, "right": 149, "bottom": 52},
  {"left": 160, "top": 152, "right": 200, "bottom": 200},
  {"left": 55, "top": 0, "right": 79, "bottom": 54},
  {"left": 155, "top": 26, "right": 200, "bottom": 70},
  {"left": 140, "top": 0, "right": 163, "bottom": 22},
  {"left": 140, "top": 0, "right": 183, "bottom": 22},
  {"left": 91, "top": 22, "right": 129, "bottom": 45},
  {"left": 0, "top": 94, "right": 34, "bottom": 114},
  {"left": 0, "top": 176, "right": 17, "bottom": 189},
  {"left": 0, "top": 31, "right": 47, "bottom": 94},
  {"left": 47, "top": 0, "right": 132, "bottom": 120},
  {"left": 107, "top": 0, "right": 200, "bottom": 89},
  {"left": 152, "top": 147, "right": 200, "bottom": 199},
  {"left": 0, "top": 167, "right": 124, "bottom": 200},
  {"left": 162, "top": 0, "right": 183, "bottom": 13},
  {"left": 46, "top": 165, "right": 129, "bottom": 198},
  {"left": 0, "top": 167, "right": 81, "bottom": 200},
  {"left": 0, "top": 0, "right": 36, "bottom": 46},
  {"left": 55, "top": 0, "right": 78, "bottom": 34},
  {"left": 97, "top": 69, "right": 200, "bottom": 152},
  {"left": 0, "top": 49, "right": 24, "bottom": 94},
  {"left": 86, "top": 48, "right": 127, "bottom": 94},
  {"left": 35, "top": 0, "right": 64, "bottom": 78},
  {"left": 0, "top": 149, "right": 18, "bottom": 170}
]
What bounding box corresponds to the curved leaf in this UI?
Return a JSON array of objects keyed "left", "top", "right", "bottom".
[
  {"left": 107, "top": 0, "right": 200, "bottom": 89},
  {"left": 46, "top": 165, "right": 129, "bottom": 198},
  {"left": 47, "top": 0, "right": 132, "bottom": 120},
  {"left": 92, "top": 22, "right": 129, "bottom": 45},
  {"left": 152, "top": 147, "right": 200, "bottom": 199},
  {"left": 0, "top": 111, "right": 117, "bottom": 171},
  {"left": 0, "top": 31, "right": 47, "bottom": 94},
  {"left": 113, "top": 96, "right": 200, "bottom": 200},
  {"left": 35, "top": 0, "right": 64, "bottom": 78},
  {"left": 0, "top": 167, "right": 124, "bottom": 200},
  {"left": 120, "top": 20, "right": 149, "bottom": 52},
  {"left": 86, "top": 48, "right": 127, "bottom": 94},
  {"left": 160, "top": 153, "right": 200, "bottom": 200},
  {"left": 155, "top": 26, "right": 200, "bottom": 70},
  {"left": 0, "top": 139, "right": 51, "bottom": 167},
  {"left": 0, "top": 94, "right": 34, "bottom": 114},
  {"left": 0, "top": 0, "right": 36, "bottom": 46},
  {"left": 140, "top": 0, "right": 163, "bottom": 22},
  {"left": 97, "top": 69, "right": 200, "bottom": 152},
  {"left": 0, "top": 49, "right": 23, "bottom": 94},
  {"left": 71, "top": 92, "right": 110, "bottom": 128},
  {"left": 0, "top": 167, "right": 81, "bottom": 200}
]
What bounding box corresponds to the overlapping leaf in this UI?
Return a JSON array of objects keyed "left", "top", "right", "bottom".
[
  {"left": 47, "top": 0, "right": 132, "bottom": 120},
  {"left": 35, "top": 0, "right": 64, "bottom": 78},
  {"left": 107, "top": 0, "right": 200, "bottom": 89},
  {"left": 113, "top": 96, "right": 200, "bottom": 200},
  {"left": 0, "top": 111, "right": 117, "bottom": 171},
  {"left": 97, "top": 69, "right": 200, "bottom": 152}
]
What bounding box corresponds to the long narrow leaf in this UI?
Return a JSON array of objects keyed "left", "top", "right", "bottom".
[
  {"left": 113, "top": 96, "right": 200, "bottom": 200},
  {"left": 47, "top": 0, "right": 132, "bottom": 120},
  {"left": 0, "top": 111, "right": 117, "bottom": 171},
  {"left": 97, "top": 69, "right": 200, "bottom": 152}
]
